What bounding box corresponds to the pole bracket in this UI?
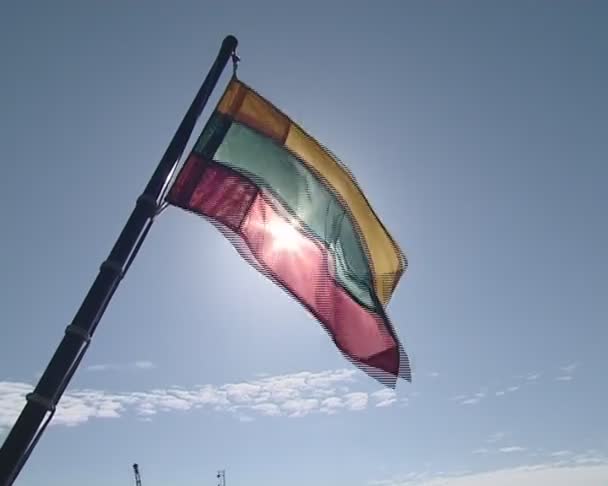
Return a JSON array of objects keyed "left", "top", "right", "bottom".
[
  {"left": 136, "top": 194, "right": 160, "bottom": 218},
  {"left": 64, "top": 324, "right": 91, "bottom": 344},
  {"left": 100, "top": 258, "right": 124, "bottom": 277},
  {"left": 25, "top": 393, "right": 55, "bottom": 413}
]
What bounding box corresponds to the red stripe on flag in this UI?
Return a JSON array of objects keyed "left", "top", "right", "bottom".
[
  {"left": 167, "top": 157, "right": 402, "bottom": 384},
  {"left": 168, "top": 154, "right": 258, "bottom": 232}
]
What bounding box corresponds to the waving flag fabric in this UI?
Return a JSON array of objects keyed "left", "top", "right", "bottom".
[{"left": 166, "top": 77, "right": 410, "bottom": 387}]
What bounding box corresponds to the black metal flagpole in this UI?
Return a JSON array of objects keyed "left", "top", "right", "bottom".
[{"left": 0, "top": 34, "right": 238, "bottom": 486}]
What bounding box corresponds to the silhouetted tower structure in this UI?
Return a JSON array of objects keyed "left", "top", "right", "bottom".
[
  {"left": 133, "top": 463, "right": 142, "bottom": 486},
  {"left": 217, "top": 469, "right": 226, "bottom": 486}
]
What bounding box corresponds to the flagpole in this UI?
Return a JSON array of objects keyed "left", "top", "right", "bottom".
[{"left": 0, "top": 34, "right": 238, "bottom": 486}]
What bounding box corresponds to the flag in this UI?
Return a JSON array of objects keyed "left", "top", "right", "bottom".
[{"left": 166, "top": 77, "right": 410, "bottom": 387}]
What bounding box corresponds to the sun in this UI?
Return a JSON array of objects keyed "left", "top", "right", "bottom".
[{"left": 267, "top": 216, "right": 303, "bottom": 253}]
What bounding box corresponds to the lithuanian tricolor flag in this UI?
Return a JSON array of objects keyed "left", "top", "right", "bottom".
[{"left": 167, "top": 77, "right": 410, "bottom": 387}]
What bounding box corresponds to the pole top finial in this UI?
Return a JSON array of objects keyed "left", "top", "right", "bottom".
[{"left": 223, "top": 35, "right": 238, "bottom": 53}]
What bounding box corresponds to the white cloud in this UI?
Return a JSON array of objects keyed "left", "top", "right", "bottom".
[
  {"left": 472, "top": 448, "right": 489, "bottom": 455},
  {"left": 499, "top": 446, "right": 527, "bottom": 453},
  {"left": 495, "top": 385, "right": 520, "bottom": 396},
  {"left": 560, "top": 363, "right": 578, "bottom": 374},
  {"left": 85, "top": 361, "right": 156, "bottom": 372},
  {"left": 526, "top": 373, "right": 541, "bottom": 381},
  {"left": 371, "top": 389, "right": 397, "bottom": 407},
  {"left": 0, "top": 382, "right": 31, "bottom": 432},
  {"left": 281, "top": 398, "right": 319, "bottom": 417},
  {"left": 556, "top": 375, "right": 573, "bottom": 382},
  {"left": 223, "top": 383, "right": 263, "bottom": 403},
  {"left": 85, "top": 364, "right": 117, "bottom": 372},
  {"left": 573, "top": 450, "right": 608, "bottom": 465},
  {"left": 249, "top": 403, "right": 281, "bottom": 416},
  {"left": 555, "top": 363, "right": 579, "bottom": 381},
  {"left": 454, "top": 389, "right": 487, "bottom": 406},
  {"left": 343, "top": 392, "right": 369, "bottom": 411},
  {"left": 134, "top": 361, "right": 156, "bottom": 370},
  {"left": 486, "top": 432, "right": 506, "bottom": 443},
  {"left": 428, "top": 372, "right": 440, "bottom": 378},
  {"left": 397, "top": 397, "right": 410, "bottom": 408},
  {"left": 461, "top": 397, "right": 481, "bottom": 405},
  {"left": 370, "top": 463, "right": 608, "bottom": 486},
  {"left": 0, "top": 368, "right": 383, "bottom": 431},
  {"left": 320, "top": 396, "right": 344, "bottom": 414},
  {"left": 551, "top": 451, "right": 572, "bottom": 457}
]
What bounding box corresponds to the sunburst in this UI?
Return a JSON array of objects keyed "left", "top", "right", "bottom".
[{"left": 267, "top": 217, "right": 303, "bottom": 253}]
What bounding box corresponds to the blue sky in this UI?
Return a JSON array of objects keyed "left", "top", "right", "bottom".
[{"left": 1, "top": 1, "right": 607, "bottom": 485}]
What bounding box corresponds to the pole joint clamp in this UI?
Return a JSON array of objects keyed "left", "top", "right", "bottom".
[
  {"left": 65, "top": 324, "right": 91, "bottom": 344},
  {"left": 100, "top": 258, "right": 124, "bottom": 278},
  {"left": 25, "top": 393, "right": 56, "bottom": 413},
  {"left": 136, "top": 194, "right": 160, "bottom": 218}
]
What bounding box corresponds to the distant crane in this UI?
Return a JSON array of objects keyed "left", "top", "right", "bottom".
[
  {"left": 217, "top": 469, "right": 226, "bottom": 486},
  {"left": 133, "top": 463, "right": 142, "bottom": 486}
]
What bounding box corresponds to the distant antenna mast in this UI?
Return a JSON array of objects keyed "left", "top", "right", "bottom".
[
  {"left": 217, "top": 469, "right": 226, "bottom": 486},
  {"left": 133, "top": 463, "right": 142, "bottom": 486}
]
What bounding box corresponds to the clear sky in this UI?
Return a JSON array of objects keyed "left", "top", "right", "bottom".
[{"left": 1, "top": 1, "right": 607, "bottom": 485}]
